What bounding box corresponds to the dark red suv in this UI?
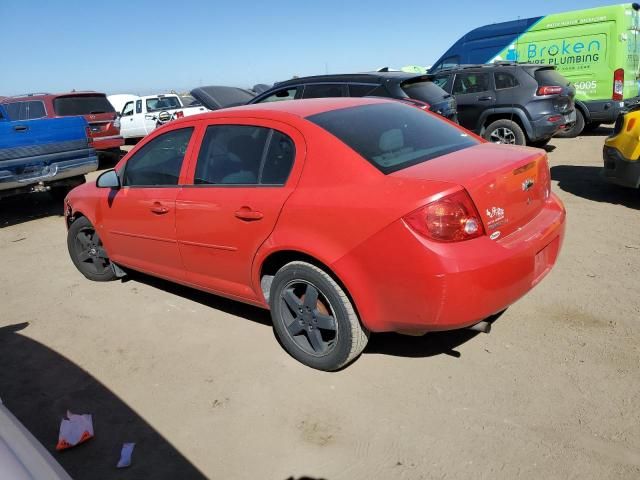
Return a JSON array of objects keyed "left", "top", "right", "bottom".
[{"left": 1, "top": 92, "right": 123, "bottom": 153}]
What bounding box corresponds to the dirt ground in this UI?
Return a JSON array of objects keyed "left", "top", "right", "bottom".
[{"left": 1, "top": 129, "right": 639, "bottom": 480}]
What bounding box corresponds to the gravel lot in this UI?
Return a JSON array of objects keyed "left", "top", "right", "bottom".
[{"left": 1, "top": 130, "right": 639, "bottom": 480}]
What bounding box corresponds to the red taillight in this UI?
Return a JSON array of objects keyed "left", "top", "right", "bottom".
[
  {"left": 537, "top": 86, "right": 563, "bottom": 96},
  {"left": 403, "top": 189, "right": 484, "bottom": 242},
  {"left": 85, "top": 126, "right": 93, "bottom": 144},
  {"left": 613, "top": 68, "right": 624, "bottom": 101},
  {"left": 175, "top": 110, "right": 184, "bottom": 119}
]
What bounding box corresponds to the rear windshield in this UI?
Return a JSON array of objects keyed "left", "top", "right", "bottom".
[
  {"left": 307, "top": 102, "right": 477, "bottom": 174},
  {"left": 53, "top": 95, "right": 115, "bottom": 116},
  {"left": 533, "top": 68, "right": 569, "bottom": 86},
  {"left": 146, "top": 96, "right": 182, "bottom": 112},
  {"left": 401, "top": 80, "right": 447, "bottom": 103}
]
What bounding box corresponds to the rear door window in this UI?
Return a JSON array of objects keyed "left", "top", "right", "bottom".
[
  {"left": 494, "top": 72, "right": 519, "bottom": 90},
  {"left": 307, "top": 102, "right": 477, "bottom": 174},
  {"left": 452, "top": 73, "right": 491, "bottom": 95},
  {"left": 25, "top": 101, "right": 46, "bottom": 119},
  {"left": 302, "top": 84, "right": 347, "bottom": 99},
  {"left": 194, "top": 125, "right": 295, "bottom": 185},
  {"left": 53, "top": 95, "right": 115, "bottom": 115}
]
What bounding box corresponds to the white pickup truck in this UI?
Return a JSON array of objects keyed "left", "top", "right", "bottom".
[{"left": 118, "top": 94, "right": 207, "bottom": 140}]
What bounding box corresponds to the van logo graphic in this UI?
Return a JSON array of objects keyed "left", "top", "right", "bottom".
[
  {"left": 522, "top": 178, "right": 535, "bottom": 191},
  {"left": 490, "top": 231, "right": 501, "bottom": 240}
]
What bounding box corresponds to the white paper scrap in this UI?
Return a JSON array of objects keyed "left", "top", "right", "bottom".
[
  {"left": 117, "top": 442, "right": 136, "bottom": 468},
  {"left": 56, "top": 411, "right": 94, "bottom": 450}
]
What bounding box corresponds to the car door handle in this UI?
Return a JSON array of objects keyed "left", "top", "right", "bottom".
[
  {"left": 13, "top": 125, "right": 28, "bottom": 132},
  {"left": 235, "top": 207, "right": 263, "bottom": 221},
  {"left": 478, "top": 96, "right": 493, "bottom": 101},
  {"left": 150, "top": 202, "right": 169, "bottom": 214}
]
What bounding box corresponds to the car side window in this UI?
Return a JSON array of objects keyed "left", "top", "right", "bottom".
[
  {"left": 452, "top": 73, "right": 490, "bottom": 95},
  {"left": 259, "top": 88, "right": 299, "bottom": 103},
  {"left": 494, "top": 72, "right": 519, "bottom": 90},
  {"left": 122, "top": 128, "right": 193, "bottom": 187},
  {"left": 260, "top": 131, "right": 295, "bottom": 184},
  {"left": 302, "top": 84, "right": 347, "bottom": 99},
  {"left": 4, "top": 102, "right": 22, "bottom": 120},
  {"left": 347, "top": 84, "right": 379, "bottom": 97},
  {"left": 194, "top": 125, "right": 295, "bottom": 186},
  {"left": 432, "top": 75, "right": 452, "bottom": 91},
  {"left": 25, "top": 101, "right": 46, "bottom": 119},
  {"left": 122, "top": 101, "right": 134, "bottom": 117},
  {"left": 136, "top": 100, "right": 142, "bottom": 114}
]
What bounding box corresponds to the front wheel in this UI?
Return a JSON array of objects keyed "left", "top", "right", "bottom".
[
  {"left": 269, "top": 261, "right": 369, "bottom": 371},
  {"left": 483, "top": 119, "right": 526, "bottom": 146},
  {"left": 67, "top": 216, "right": 117, "bottom": 281}
]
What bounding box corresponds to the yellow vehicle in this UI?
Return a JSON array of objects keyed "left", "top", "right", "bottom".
[{"left": 603, "top": 107, "right": 640, "bottom": 188}]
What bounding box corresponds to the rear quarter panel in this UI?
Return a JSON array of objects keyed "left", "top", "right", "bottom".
[{"left": 254, "top": 120, "right": 458, "bottom": 300}]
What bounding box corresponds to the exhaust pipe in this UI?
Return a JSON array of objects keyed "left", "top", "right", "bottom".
[{"left": 468, "top": 321, "right": 491, "bottom": 334}]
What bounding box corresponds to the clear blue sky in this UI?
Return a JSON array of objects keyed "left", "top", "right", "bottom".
[{"left": 2, "top": 0, "right": 615, "bottom": 95}]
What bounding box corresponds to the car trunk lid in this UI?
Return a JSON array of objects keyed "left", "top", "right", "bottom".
[{"left": 392, "top": 143, "right": 551, "bottom": 238}]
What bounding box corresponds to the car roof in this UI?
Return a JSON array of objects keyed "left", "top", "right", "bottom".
[
  {"left": 433, "top": 62, "right": 550, "bottom": 73},
  {"left": 272, "top": 71, "right": 430, "bottom": 87},
  {"left": 169, "top": 97, "right": 391, "bottom": 124},
  {"left": 4, "top": 91, "right": 107, "bottom": 102}
]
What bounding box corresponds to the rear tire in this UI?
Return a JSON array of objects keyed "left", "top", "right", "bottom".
[
  {"left": 483, "top": 119, "right": 526, "bottom": 146},
  {"left": 67, "top": 216, "right": 117, "bottom": 282},
  {"left": 269, "top": 261, "right": 369, "bottom": 371},
  {"left": 555, "top": 109, "right": 585, "bottom": 138}
]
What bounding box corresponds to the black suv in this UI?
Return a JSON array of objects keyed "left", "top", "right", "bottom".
[
  {"left": 430, "top": 63, "right": 575, "bottom": 146},
  {"left": 249, "top": 72, "right": 457, "bottom": 121}
]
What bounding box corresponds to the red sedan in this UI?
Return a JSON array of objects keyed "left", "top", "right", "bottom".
[{"left": 64, "top": 98, "right": 565, "bottom": 371}]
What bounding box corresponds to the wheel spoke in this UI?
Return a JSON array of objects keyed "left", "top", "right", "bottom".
[
  {"left": 282, "top": 290, "right": 302, "bottom": 314},
  {"left": 303, "top": 284, "right": 318, "bottom": 309},
  {"left": 77, "top": 250, "right": 91, "bottom": 262},
  {"left": 94, "top": 247, "right": 109, "bottom": 259},
  {"left": 287, "top": 319, "right": 304, "bottom": 336},
  {"left": 307, "top": 328, "right": 326, "bottom": 353},
  {"left": 77, "top": 232, "right": 91, "bottom": 249},
  {"left": 314, "top": 313, "right": 336, "bottom": 331}
]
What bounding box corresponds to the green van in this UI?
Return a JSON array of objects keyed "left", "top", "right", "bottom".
[{"left": 431, "top": 3, "right": 640, "bottom": 136}]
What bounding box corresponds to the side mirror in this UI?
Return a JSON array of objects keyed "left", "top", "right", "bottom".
[{"left": 96, "top": 169, "right": 121, "bottom": 189}]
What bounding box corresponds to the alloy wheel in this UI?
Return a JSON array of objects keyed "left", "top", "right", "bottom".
[
  {"left": 489, "top": 127, "right": 517, "bottom": 144},
  {"left": 279, "top": 280, "right": 338, "bottom": 356},
  {"left": 73, "top": 228, "right": 111, "bottom": 275}
]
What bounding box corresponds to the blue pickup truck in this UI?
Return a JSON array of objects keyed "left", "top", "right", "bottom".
[{"left": 0, "top": 103, "right": 98, "bottom": 200}]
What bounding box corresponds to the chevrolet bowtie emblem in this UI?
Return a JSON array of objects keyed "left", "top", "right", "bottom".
[{"left": 522, "top": 178, "right": 535, "bottom": 191}]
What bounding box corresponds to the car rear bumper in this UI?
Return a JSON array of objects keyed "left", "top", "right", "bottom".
[
  {"left": 92, "top": 135, "right": 124, "bottom": 150},
  {"left": 332, "top": 193, "right": 566, "bottom": 333},
  {"left": 602, "top": 146, "right": 640, "bottom": 188},
  {"left": 0, "top": 150, "right": 98, "bottom": 192},
  {"left": 530, "top": 110, "right": 575, "bottom": 141}
]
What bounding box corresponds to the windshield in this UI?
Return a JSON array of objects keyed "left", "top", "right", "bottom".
[
  {"left": 146, "top": 96, "right": 182, "bottom": 112},
  {"left": 53, "top": 95, "right": 115, "bottom": 115},
  {"left": 307, "top": 102, "right": 477, "bottom": 174},
  {"left": 401, "top": 80, "right": 447, "bottom": 103}
]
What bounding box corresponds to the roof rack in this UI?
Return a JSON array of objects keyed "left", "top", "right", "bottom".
[{"left": 10, "top": 92, "right": 50, "bottom": 98}]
